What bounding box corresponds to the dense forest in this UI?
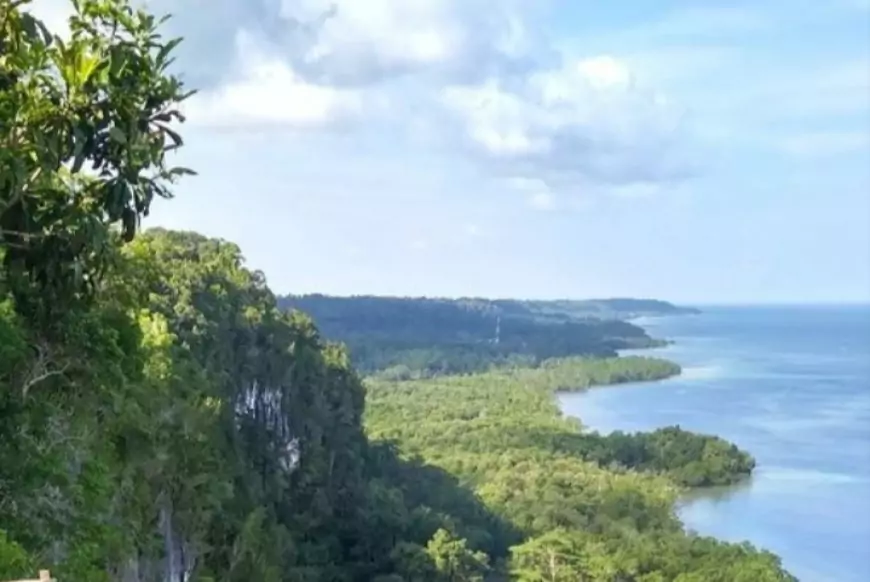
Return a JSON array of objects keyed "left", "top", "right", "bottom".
[
  {"left": 364, "top": 358, "right": 780, "bottom": 579},
  {"left": 0, "top": 2, "right": 794, "bottom": 581},
  {"left": 276, "top": 295, "right": 682, "bottom": 378},
  {"left": 367, "top": 358, "right": 755, "bottom": 486}
]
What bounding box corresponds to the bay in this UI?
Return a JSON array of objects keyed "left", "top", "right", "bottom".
[{"left": 559, "top": 305, "right": 870, "bottom": 582}]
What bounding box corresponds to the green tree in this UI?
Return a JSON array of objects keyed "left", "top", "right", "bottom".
[
  {"left": 510, "top": 531, "right": 588, "bottom": 582},
  {"left": 390, "top": 541, "right": 439, "bottom": 582},
  {"left": 0, "top": 530, "right": 34, "bottom": 580},
  {"left": 0, "top": 0, "right": 194, "bottom": 327},
  {"left": 425, "top": 529, "right": 489, "bottom": 582}
]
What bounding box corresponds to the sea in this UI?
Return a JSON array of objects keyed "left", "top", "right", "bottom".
[{"left": 558, "top": 305, "right": 870, "bottom": 582}]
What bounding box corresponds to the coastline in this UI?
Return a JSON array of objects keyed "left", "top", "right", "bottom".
[
  {"left": 548, "top": 355, "right": 684, "bottom": 395},
  {"left": 584, "top": 305, "right": 870, "bottom": 582},
  {"left": 550, "top": 357, "right": 757, "bottom": 489},
  {"left": 370, "top": 351, "right": 759, "bottom": 495},
  {"left": 553, "top": 363, "right": 682, "bottom": 395},
  {"left": 365, "top": 327, "right": 795, "bottom": 579},
  {"left": 556, "top": 317, "right": 762, "bottom": 500},
  {"left": 557, "top": 316, "right": 793, "bottom": 565}
]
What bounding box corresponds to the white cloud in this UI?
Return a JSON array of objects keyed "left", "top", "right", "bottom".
[
  {"left": 443, "top": 56, "right": 693, "bottom": 187},
  {"left": 505, "top": 177, "right": 550, "bottom": 192},
  {"left": 23, "top": 0, "right": 73, "bottom": 35},
  {"left": 161, "top": 1, "right": 696, "bottom": 194},
  {"left": 265, "top": 0, "right": 553, "bottom": 86},
  {"left": 277, "top": 0, "right": 464, "bottom": 82},
  {"left": 528, "top": 191, "right": 556, "bottom": 210},
  {"left": 23, "top": 0, "right": 697, "bottom": 197},
  {"left": 505, "top": 177, "right": 557, "bottom": 210},
  {"left": 611, "top": 182, "right": 665, "bottom": 199},
  {"left": 185, "top": 33, "right": 365, "bottom": 130}
]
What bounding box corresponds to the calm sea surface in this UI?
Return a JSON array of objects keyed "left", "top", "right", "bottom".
[{"left": 559, "top": 305, "right": 870, "bottom": 582}]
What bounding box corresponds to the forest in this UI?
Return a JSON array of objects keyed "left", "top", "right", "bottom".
[
  {"left": 276, "top": 295, "right": 677, "bottom": 378},
  {"left": 0, "top": 1, "right": 794, "bottom": 580}
]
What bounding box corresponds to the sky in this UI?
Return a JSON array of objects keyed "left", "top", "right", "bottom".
[{"left": 29, "top": 0, "right": 870, "bottom": 304}]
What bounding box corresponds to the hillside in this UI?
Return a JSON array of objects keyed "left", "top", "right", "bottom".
[
  {"left": 0, "top": 3, "right": 792, "bottom": 580},
  {"left": 515, "top": 298, "right": 701, "bottom": 321},
  {"left": 276, "top": 295, "right": 692, "bottom": 377}
]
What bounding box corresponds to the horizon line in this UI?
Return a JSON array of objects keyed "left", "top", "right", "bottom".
[{"left": 279, "top": 292, "right": 870, "bottom": 307}]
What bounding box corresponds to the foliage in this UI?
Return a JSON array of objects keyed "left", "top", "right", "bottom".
[
  {"left": 365, "top": 358, "right": 792, "bottom": 580},
  {"left": 0, "top": 530, "right": 34, "bottom": 580},
  {"left": 510, "top": 530, "right": 793, "bottom": 582},
  {"left": 425, "top": 528, "right": 489, "bottom": 582},
  {"left": 277, "top": 295, "right": 671, "bottom": 378},
  {"left": 0, "top": 0, "right": 194, "bottom": 329},
  {"left": 2, "top": 227, "right": 414, "bottom": 580},
  {"left": 0, "top": 3, "right": 791, "bottom": 581},
  {"left": 579, "top": 426, "right": 756, "bottom": 488}
]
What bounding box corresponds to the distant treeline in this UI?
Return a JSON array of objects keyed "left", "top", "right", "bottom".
[{"left": 276, "top": 295, "right": 691, "bottom": 377}]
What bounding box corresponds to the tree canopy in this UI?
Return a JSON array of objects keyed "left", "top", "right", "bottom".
[
  {"left": 0, "top": 2, "right": 795, "bottom": 581},
  {"left": 1, "top": 0, "right": 194, "bottom": 329},
  {"left": 365, "top": 359, "right": 789, "bottom": 581},
  {"left": 277, "top": 295, "right": 673, "bottom": 378}
]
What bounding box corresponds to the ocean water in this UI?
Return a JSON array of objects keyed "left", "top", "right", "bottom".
[{"left": 559, "top": 305, "right": 870, "bottom": 582}]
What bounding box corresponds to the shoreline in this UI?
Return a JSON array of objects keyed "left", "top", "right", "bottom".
[
  {"left": 558, "top": 319, "right": 764, "bottom": 530},
  {"left": 553, "top": 365, "right": 683, "bottom": 397},
  {"left": 553, "top": 361, "right": 757, "bottom": 489},
  {"left": 365, "top": 336, "right": 795, "bottom": 579},
  {"left": 550, "top": 356, "right": 684, "bottom": 396}
]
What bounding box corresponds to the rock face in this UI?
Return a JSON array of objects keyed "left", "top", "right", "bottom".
[{"left": 107, "top": 504, "right": 194, "bottom": 582}]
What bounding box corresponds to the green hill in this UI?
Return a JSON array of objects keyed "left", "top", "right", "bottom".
[{"left": 276, "top": 295, "right": 691, "bottom": 377}]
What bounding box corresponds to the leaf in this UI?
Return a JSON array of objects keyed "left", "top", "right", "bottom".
[
  {"left": 19, "top": 14, "right": 42, "bottom": 43},
  {"left": 156, "top": 37, "right": 183, "bottom": 67},
  {"left": 158, "top": 124, "right": 183, "bottom": 147},
  {"left": 121, "top": 207, "right": 137, "bottom": 242},
  {"left": 108, "top": 126, "right": 127, "bottom": 144},
  {"left": 107, "top": 180, "right": 127, "bottom": 220},
  {"left": 38, "top": 18, "right": 53, "bottom": 45},
  {"left": 71, "top": 125, "right": 88, "bottom": 173},
  {"left": 168, "top": 167, "right": 196, "bottom": 177},
  {"left": 109, "top": 47, "right": 128, "bottom": 78},
  {"left": 77, "top": 52, "right": 100, "bottom": 83}
]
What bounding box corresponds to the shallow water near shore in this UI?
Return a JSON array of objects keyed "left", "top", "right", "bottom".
[{"left": 559, "top": 305, "right": 870, "bottom": 582}]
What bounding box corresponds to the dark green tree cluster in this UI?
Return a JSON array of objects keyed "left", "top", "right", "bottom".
[
  {"left": 365, "top": 359, "right": 794, "bottom": 580},
  {"left": 277, "top": 295, "right": 669, "bottom": 378},
  {"left": 577, "top": 426, "right": 756, "bottom": 488},
  {"left": 3, "top": 222, "right": 522, "bottom": 580}
]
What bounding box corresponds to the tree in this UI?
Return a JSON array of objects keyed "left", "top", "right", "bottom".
[
  {"left": 390, "top": 541, "right": 439, "bottom": 581},
  {"left": 0, "top": 0, "right": 194, "bottom": 327},
  {"left": 510, "top": 531, "right": 589, "bottom": 582},
  {"left": 425, "top": 529, "right": 489, "bottom": 582}
]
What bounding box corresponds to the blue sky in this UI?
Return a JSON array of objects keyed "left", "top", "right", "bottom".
[{"left": 34, "top": 0, "right": 870, "bottom": 303}]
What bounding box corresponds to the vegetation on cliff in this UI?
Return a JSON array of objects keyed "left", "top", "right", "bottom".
[{"left": 0, "top": 2, "right": 789, "bottom": 580}]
